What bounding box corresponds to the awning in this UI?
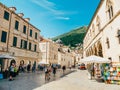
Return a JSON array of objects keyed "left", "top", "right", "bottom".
[
  {"left": 80, "top": 55, "right": 110, "bottom": 64},
  {"left": 0, "top": 54, "right": 14, "bottom": 59}
]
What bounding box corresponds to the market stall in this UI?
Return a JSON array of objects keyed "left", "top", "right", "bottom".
[
  {"left": 80, "top": 55, "right": 110, "bottom": 80},
  {"left": 103, "top": 63, "right": 120, "bottom": 84}
]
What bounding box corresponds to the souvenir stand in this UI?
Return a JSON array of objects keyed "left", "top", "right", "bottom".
[
  {"left": 80, "top": 55, "right": 110, "bottom": 80},
  {"left": 103, "top": 63, "right": 120, "bottom": 84}
]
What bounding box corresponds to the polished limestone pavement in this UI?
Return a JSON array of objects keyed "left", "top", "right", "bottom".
[{"left": 0, "top": 69, "right": 74, "bottom": 90}]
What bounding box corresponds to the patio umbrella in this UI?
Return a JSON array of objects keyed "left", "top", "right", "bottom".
[
  {"left": 38, "top": 60, "right": 49, "bottom": 64},
  {"left": 80, "top": 55, "right": 110, "bottom": 64},
  {"left": 0, "top": 54, "right": 14, "bottom": 59}
]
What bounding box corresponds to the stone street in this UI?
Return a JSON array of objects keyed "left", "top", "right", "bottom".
[
  {"left": 33, "top": 70, "right": 120, "bottom": 90},
  {"left": 0, "top": 69, "right": 74, "bottom": 90}
]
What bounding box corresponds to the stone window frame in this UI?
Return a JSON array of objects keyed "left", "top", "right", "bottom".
[
  {"left": 96, "top": 15, "right": 101, "bottom": 31},
  {"left": 23, "top": 25, "right": 27, "bottom": 34},
  {"left": 15, "top": 20, "right": 19, "bottom": 30},
  {"left": 106, "top": 0, "right": 114, "bottom": 20},
  {"left": 13, "top": 36, "right": 17, "bottom": 47},
  {"left": 117, "top": 30, "right": 120, "bottom": 44},
  {"left": 106, "top": 37, "right": 110, "bottom": 49},
  {"left": 1, "top": 31, "right": 7, "bottom": 43},
  {"left": 29, "top": 42, "right": 32, "bottom": 50},
  {"left": 4, "top": 10, "right": 10, "bottom": 21},
  {"left": 30, "top": 29, "right": 33, "bottom": 37}
]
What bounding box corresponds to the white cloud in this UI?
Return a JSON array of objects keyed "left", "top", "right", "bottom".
[
  {"left": 56, "top": 17, "right": 70, "bottom": 20},
  {"left": 31, "top": 0, "right": 64, "bottom": 15}
]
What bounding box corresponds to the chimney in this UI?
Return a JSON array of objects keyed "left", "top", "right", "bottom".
[
  {"left": 9, "top": 7, "right": 17, "bottom": 12},
  {"left": 18, "top": 13, "right": 24, "bottom": 17},
  {"left": 24, "top": 18, "right": 30, "bottom": 22}
]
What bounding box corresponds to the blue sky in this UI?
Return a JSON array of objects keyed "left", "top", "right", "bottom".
[{"left": 0, "top": 0, "right": 100, "bottom": 38}]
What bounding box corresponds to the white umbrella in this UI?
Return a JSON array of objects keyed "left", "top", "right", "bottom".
[
  {"left": 38, "top": 60, "right": 49, "bottom": 64},
  {"left": 0, "top": 54, "right": 14, "bottom": 59},
  {"left": 80, "top": 55, "right": 110, "bottom": 64}
]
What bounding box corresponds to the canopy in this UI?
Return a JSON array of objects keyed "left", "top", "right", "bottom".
[
  {"left": 0, "top": 54, "right": 14, "bottom": 59},
  {"left": 80, "top": 55, "right": 110, "bottom": 64},
  {"left": 38, "top": 60, "right": 49, "bottom": 64}
]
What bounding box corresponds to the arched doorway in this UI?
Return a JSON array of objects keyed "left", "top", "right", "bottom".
[{"left": 97, "top": 42, "right": 103, "bottom": 57}]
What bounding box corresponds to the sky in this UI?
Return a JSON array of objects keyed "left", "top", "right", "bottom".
[{"left": 0, "top": 0, "right": 100, "bottom": 38}]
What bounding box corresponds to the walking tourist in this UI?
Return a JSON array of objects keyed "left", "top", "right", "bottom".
[
  {"left": 45, "top": 67, "right": 50, "bottom": 80},
  {"left": 53, "top": 66, "right": 56, "bottom": 76},
  {"left": 9, "top": 63, "right": 15, "bottom": 81},
  {"left": 62, "top": 65, "right": 66, "bottom": 74},
  {"left": 27, "top": 63, "right": 31, "bottom": 73}
]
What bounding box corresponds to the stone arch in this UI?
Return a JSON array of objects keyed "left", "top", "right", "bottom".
[
  {"left": 93, "top": 45, "right": 97, "bottom": 55},
  {"left": 97, "top": 41, "right": 103, "bottom": 57}
]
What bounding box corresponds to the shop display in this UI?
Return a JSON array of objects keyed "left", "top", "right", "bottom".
[{"left": 103, "top": 65, "right": 120, "bottom": 85}]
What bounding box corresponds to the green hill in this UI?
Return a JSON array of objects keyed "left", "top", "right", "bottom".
[{"left": 52, "top": 26, "right": 87, "bottom": 47}]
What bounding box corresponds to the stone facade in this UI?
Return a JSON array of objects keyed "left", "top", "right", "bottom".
[
  {"left": 58, "top": 46, "right": 74, "bottom": 67},
  {"left": 83, "top": 0, "right": 120, "bottom": 63},
  {"left": 0, "top": 3, "right": 41, "bottom": 69},
  {"left": 39, "top": 38, "right": 58, "bottom": 65}
]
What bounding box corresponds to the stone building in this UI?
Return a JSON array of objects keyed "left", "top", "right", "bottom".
[
  {"left": 0, "top": 3, "right": 41, "bottom": 69},
  {"left": 58, "top": 45, "right": 74, "bottom": 67},
  {"left": 39, "top": 38, "right": 58, "bottom": 65},
  {"left": 83, "top": 0, "right": 120, "bottom": 63}
]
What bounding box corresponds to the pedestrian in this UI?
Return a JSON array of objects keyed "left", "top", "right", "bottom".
[
  {"left": 9, "top": 63, "right": 15, "bottom": 81},
  {"left": 27, "top": 63, "right": 31, "bottom": 73},
  {"left": 45, "top": 67, "right": 50, "bottom": 80},
  {"left": 62, "top": 65, "right": 66, "bottom": 74},
  {"left": 0, "top": 64, "right": 2, "bottom": 73},
  {"left": 53, "top": 67, "right": 56, "bottom": 76}
]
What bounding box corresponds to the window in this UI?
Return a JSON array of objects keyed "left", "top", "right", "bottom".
[
  {"left": 107, "top": 0, "right": 114, "bottom": 20},
  {"left": 108, "top": 57, "right": 112, "bottom": 62},
  {"left": 1, "top": 31, "right": 7, "bottom": 43},
  {"left": 20, "top": 39, "right": 23, "bottom": 48},
  {"left": 29, "top": 42, "right": 32, "bottom": 50},
  {"left": 35, "top": 32, "right": 37, "bottom": 39},
  {"left": 30, "top": 29, "right": 32, "bottom": 37},
  {"left": 23, "top": 25, "right": 26, "bottom": 34},
  {"left": 4, "top": 11, "right": 9, "bottom": 20},
  {"left": 92, "top": 24, "right": 95, "bottom": 37},
  {"left": 96, "top": 16, "right": 101, "bottom": 31},
  {"left": 13, "top": 36, "right": 17, "bottom": 47},
  {"left": 20, "top": 39, "right": 27, "bottom": 49},
  {"left": 15, "top": 20, "right": 19, "bottom": 30},
  {"left": 34, "top": 44, "right": 37, "bottom": 52},
  {"left": 106, "top": 38, "right": 110, "bottom": 49},
  {"left": 117, "top": 30, "right": 120, "bottom": 44},
  {"left": 24, "top": 41, "right": 27, "bottom": 49}
]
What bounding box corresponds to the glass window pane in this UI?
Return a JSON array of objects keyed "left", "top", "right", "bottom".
[
  {"left": 15, "top": 20, "right": 19, "bottom": 30},
  {"left": 1, "top": 31, "right": 7, "bottom": 43},
  {"left": 4, "top": 11, "right": 9, "bottom": 20},
  {"left": 13, "top": 36, "right": 17, "bottom": 47}
]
